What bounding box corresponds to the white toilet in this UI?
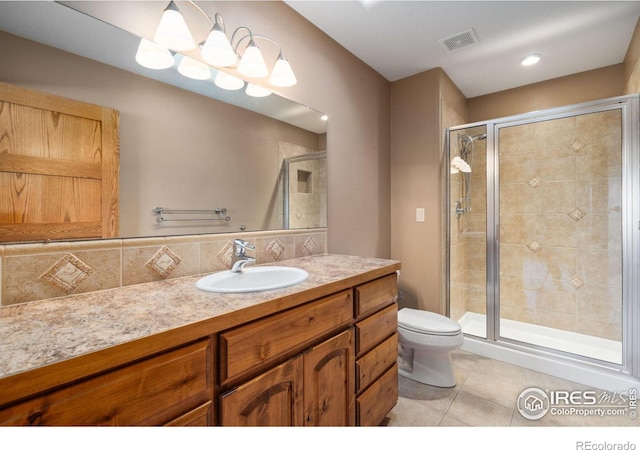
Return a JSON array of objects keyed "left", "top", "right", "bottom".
[{"left": 397, "top": 308, "right": 464, "bottom": 387}]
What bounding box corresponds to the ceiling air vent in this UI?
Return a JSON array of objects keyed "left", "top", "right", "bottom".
[{"left": 439, "top": 28, "right": 479, "bottom": 52}]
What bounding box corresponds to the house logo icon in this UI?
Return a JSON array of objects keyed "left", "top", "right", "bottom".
[{"left": 517, "top": 388, "right": 550, "bottom": 420}]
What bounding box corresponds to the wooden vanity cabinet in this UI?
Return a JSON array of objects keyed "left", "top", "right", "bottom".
[
  {"left": 0, "top": 262, "right": 400, "bottom": 427},
  {"left": 0, "top": 338, "right": 213, "bottom": 426},
  {"left": 353, "top": 273, "right": 399, "bottom": 426},
  {"left": 220, "top": 329, "right": 354, "bottom": 426},
  {"left": 218, "top": 291, "right": 355, "bottom": 426}
]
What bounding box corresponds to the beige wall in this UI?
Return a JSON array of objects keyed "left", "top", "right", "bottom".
[
  {"left": 245, "top": 2, "right": 392, "bottom": 258},
  {"left": 390, "top": 68, "right": 467, "bottom": 313},
  {"left": 624, "top": 18, "right": 640, "bottom": 93},
  {"left": 0, "top": 1, "right": 392, "bottom": 258},
  {"left": 468, "top": 64, "right": 624, "bottom": 123}
]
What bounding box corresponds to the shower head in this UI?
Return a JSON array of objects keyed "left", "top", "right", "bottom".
[{"left": 457, "top": 133, "right": 486, "bottom": 143}]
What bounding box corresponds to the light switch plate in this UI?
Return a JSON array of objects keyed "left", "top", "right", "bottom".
[{"left": 416, "top": 208, "right": 425, "bottom": 222}]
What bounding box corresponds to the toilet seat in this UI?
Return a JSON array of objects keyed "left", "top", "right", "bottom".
[{"left": 398, "top": 308, "right": 461, "bottom": 336}]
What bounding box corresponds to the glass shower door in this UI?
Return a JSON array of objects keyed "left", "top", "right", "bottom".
[
  {"left": 448, "top": 125, "right": 488, "bottom": 338},
  {"left": 496, "top": 108, "right": 623, "bottom": 364}
]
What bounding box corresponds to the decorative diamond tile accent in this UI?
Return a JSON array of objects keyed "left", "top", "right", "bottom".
[
  {"left": 526, "top": 241, "right": 543, "bottom": 253},
  {"left": 567, "top": 207, "right": 587, "bottom": 222},
  {"left": 217, "top": 241, "right": 234, "bottom": 267},
  {"left": 146, "top": 246, "right": 182, "bottom": 278},
  {"left": 39, "top": 253, "right": 95, "bottom": 293},
  {"left": 267, "top": 238, "right": 285, "bottom": 260},
  {"left": 570, "top": 139, "right": 585, "bottom": 152},
  {"left": 569, "top": 274, "right": 584, "bottom": 289},
  {"left": 303, "top": 236, "right": 318, "bottom": 255},
  {"left": 527, "top": 176, "right": 542, "bottom": 189}
]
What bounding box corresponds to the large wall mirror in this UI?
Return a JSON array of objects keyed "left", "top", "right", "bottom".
[{"left": 0, "top": 1, "right": 327, "bottom": 244}]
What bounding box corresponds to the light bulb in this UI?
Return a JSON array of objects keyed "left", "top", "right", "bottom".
[
  {"left": 269, "top": 53, "right": 297, "bottom": 87},
  {"left": 237, "top": 40, "right": 268, "bottom": 78},
  {"left": 154, "top": 1, "right": 196, "bottom": 51},
  {"left": 214, "top": 71, "right": 244, "bottom": 90},
  {"left": 201, "top": 25, "right": 236, "bottom": 67},
  {"left": 177, "top": 56, "right": 211, "bottom": 80},
  {"left": 245, "top": 83, "right": 272, "bottom": 97},
  {"left": 135, "top": 39, "right": 174, "bottom": 69}
]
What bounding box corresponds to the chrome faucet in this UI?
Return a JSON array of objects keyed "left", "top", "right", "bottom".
[{"left": 230, "top": 239, "right": 256, "bottom": 272}]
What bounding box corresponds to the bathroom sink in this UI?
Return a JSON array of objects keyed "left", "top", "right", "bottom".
[{"left": 195, "top": 266, "right": 309, "bottom": 293}]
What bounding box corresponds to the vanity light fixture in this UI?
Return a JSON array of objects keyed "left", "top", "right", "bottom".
[
  {"left": 154, "top": 1, "right": 196, "bottom": 51},
  {"left": 177, "top": 55, "right": 211, "bottom": 80},
  {"left": 521, "top": 53, "right": 541, "bottom": 66},
  {"left": 138, "top": 1, "right": 297, "bottom": 92},
  {"left": 135, "top": 39, "right": 175, "bottom": 69},
  {"left": 245, "top": 83, "right": 272, "bottom": 97},
  {"left": 214, "top": 71, "right": 244, "bottom": 90}
]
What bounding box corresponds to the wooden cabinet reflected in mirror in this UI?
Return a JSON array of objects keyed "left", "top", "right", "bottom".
[{"left": 0, "top": 82, "right": 119, "bottom": 243}]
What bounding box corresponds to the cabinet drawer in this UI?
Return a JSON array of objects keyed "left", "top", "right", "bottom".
[
  {"left": 356, "top": 363, "right": 398, "bottom": 426},
  {"left": 356, "top": 333, "right": 397, "bottom": 394},
  {"left": 0, "top": 339, "right": 213, "bottom": 425},
  {"left": 164, "top": 401, "right": 212, "bottom": 426},
  {"left": 354, "top": 273, "right": 397, "bottom": 319},
  {"left": 355, "top": 303, "right": 397, "bottom": 357},
  {"left": 220, "top": 290, "right": 353, "bottom": 385}
]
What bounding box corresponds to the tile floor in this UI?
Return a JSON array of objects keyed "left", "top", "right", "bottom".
[{"left": 387, "top": 350, "right": 637, "bottom": 427}]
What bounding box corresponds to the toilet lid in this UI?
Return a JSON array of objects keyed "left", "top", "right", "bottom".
[{"left": 398, "top": 308, "right": 462, "bottom": 336}]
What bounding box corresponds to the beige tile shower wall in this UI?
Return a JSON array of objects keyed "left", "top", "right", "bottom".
[
  {"left": 497, "top": 110, "right": 622, "bottom": 341},
  {"left": 0, "top": 229, "right": 327, "bottom": 306}
]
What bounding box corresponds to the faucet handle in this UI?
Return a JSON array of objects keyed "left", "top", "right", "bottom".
[{"left": 233, "top": 239, "right": 255, "bottom": 255}]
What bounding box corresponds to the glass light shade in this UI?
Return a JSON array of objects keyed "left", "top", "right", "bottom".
[
  {"left": 154, "top": 1, "right": 196, "bottom": 51},
  {"left": 201, "top": 26, "right": 236, "bottom": 67},
  {"left": 245, "top": 83, "right": 272, "bottom": 97},
  {"left": 135, "top": 39, "right": 174, "bottom": 69},
  {"left": 214, "top": 71, "right": 244, "bottom": 90},
  {"left": 237, "top": 41, "right": 268, "bottom": 78},
  {"left": 177, "top": 56, "right": 211, "bottom": 80},
  {"left": 269, "top": 54, "right": 297, "bottom": 87}
]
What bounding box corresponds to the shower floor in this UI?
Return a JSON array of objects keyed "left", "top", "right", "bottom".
[{"left": 459, "top": 312, "right": 622, "bottom": 364}]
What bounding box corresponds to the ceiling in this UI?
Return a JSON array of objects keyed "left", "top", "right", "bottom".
[
  {"left": 2, "top": 1, "right": 640, "bottom": 102},
  {"left": 285, "top": 0, "right": 640, "bottom": 98}
]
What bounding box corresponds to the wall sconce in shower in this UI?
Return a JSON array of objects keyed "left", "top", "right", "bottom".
[{"left": 136, "top": 0, "right": 297, "bottom": 93}]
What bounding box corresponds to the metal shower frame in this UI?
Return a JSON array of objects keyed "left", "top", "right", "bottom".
[{"left": 445, "top": 94, "right": 640, "bottom": 382}]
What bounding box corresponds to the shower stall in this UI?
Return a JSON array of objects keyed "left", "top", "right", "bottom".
[
  {"left": 446, "top": 95, "right": 640, "bottom": 391},
  {"left": 281, "top": 151, "right": 327, "bottom": 229}
]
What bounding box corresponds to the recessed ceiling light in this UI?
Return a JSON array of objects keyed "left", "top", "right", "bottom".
[{"left": 521, "top": 54, "right": 541, "bottom": 66}]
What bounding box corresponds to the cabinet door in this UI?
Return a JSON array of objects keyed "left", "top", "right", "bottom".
[
  {"left": 303, "top": 329, "right": 355, "bottom": 426},
  {"left": 220, "top": 356, "right": 304, "bottom": 426}
]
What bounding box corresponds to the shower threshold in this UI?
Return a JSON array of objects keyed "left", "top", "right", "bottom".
[{"left": 459, "top": 312, "right": 622, "bottom": 365}]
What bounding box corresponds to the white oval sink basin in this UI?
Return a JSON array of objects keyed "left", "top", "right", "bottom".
[{"left": 196, "top": 266, "right": 309, "bottom": 293}]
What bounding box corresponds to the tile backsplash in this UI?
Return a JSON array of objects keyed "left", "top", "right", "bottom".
[{"left": 0, "top": 229, "right": 327, "bottom": 306}]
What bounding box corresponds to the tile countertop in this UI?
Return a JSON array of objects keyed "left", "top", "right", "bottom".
[{"left": 0, "top": 254, "right": 400, "bottom": 380}]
